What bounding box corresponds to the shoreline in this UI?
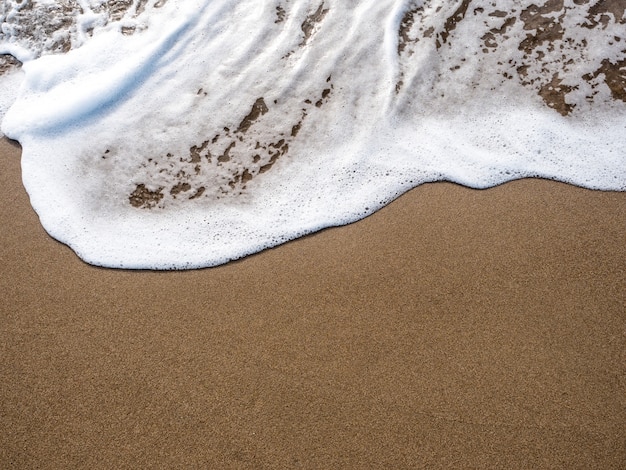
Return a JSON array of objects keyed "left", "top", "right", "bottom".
[{"left": 1, "top": 136, "right": 625, "bottom": 467}]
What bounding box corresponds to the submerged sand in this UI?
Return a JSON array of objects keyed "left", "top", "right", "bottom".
[{"left": 1, "top": 136, "right": 625, "bottom": 467}]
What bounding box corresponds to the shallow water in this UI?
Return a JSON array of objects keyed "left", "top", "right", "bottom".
[{"left": 0, "top": 0, "right": 624, "bottom": 269}]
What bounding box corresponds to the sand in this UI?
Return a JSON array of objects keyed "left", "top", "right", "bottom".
[{"left": 1, "top": 135, "right": 625, "bottom": 468}]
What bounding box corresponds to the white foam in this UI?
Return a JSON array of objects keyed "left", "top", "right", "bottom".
[
  {"left": 0, "top": 68, "right": 23, "bottom": 137},
  {"left": 1, "top": 0, "right": 624, "bottom": 269}
]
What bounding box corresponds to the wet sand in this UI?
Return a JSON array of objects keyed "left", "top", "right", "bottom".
[{"left": 1, "top": 135, "right": 625, "bottom": 468}]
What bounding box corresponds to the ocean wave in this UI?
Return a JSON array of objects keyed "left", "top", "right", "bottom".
[{"left": 1, "top": 0, "right": 624, "bottom": 268}]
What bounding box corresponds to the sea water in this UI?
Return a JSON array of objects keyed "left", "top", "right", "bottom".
[{"left": 0, "top": 0, "right": 624, "bottom": 269}]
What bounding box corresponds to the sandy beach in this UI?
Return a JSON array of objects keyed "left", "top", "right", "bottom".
[{"left": 1, "top": 135, "right": 625, "bottom": 467}]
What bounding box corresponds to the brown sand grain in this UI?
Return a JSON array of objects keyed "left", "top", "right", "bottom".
[{"left": 1, "top": 136, "right": 625, "bottom": 468}]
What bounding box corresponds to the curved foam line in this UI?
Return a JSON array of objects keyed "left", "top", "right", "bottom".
[{"left": 3, "top": 0, "right": 217, "bottom": 137}]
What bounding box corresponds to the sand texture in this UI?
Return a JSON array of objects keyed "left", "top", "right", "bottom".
[{"left": 1, "top": 136, "right": 625, "bottom": 468}]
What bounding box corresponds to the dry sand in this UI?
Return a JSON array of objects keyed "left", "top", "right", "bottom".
[{"left": 1, "top": 135, "right": 625, "bottom": 468}]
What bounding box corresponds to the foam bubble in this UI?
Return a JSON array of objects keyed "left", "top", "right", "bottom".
[{"left": 0, "top": 0, "right": 624, "bottom": 268}]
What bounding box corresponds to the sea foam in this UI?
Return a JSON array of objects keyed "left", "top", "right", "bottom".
[{"left": 0, "top": 0, "right": 624, "bottom": 269}]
